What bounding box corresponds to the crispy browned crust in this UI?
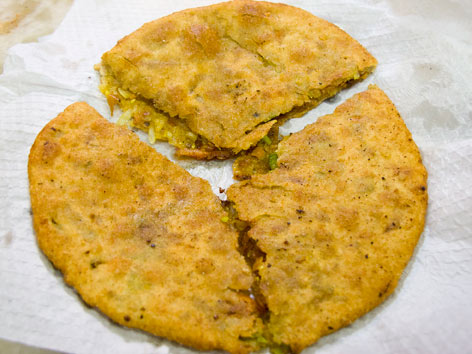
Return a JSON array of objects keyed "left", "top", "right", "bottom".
[
  {"left": 227, "top": 85, "right": 428, "bottom": 352},
  {"left": 28, "top": 102, "right": 262, "bottom": 354},
  {"left": 175, "top": 146, "right": 234, "bottom": 160},
  {"left": 100, "top": 0, "right": 377, "bottom": 152},
  {"left": 28, "top": 86, "right": 427, "bottom": 353}
]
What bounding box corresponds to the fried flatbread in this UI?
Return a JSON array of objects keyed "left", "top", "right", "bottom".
[
  {"left": 227, "top": 85, "right": 428, "bottom": 352},
  {"left": 98, "top": 0, "right": 377, "bottom": 157},
  {"left": 28, "top": 103, "right": 263, "bottom": 354}
]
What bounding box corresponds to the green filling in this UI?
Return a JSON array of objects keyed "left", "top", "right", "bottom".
[{"left": 268, "top": 153, "right": 278, "bottom": 170}]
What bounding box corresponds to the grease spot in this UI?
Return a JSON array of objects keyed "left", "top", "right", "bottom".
[
  {"left": 411, "top": 62, "right": 452, "bottom": 88},
  {"left": 2, "top": 231, "right": 13, "bottom": 247},
  {"left": 412, "top": 63, "right": 440, "bottom": 82},
  {"left": 412, "top": 101, "right": 459, "bottom": 131},
  {"left": 61, "top": 58, "right": 79, "bottom": 71}
]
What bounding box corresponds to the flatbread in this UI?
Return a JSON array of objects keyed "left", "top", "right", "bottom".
[
  {"left": 227, "top": 85, "right": 428, "bottom": 352},
  {"left": 28, "top": 86, "right": 427, "bottom": 354},
  {"left": 28, "top": 103, "right": 263, "bottom": 354},
  {"left": 98, "top": 0, "right": 376, "bottom": 157}
]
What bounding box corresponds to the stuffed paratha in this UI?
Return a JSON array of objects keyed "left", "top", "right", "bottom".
[
  {"left": 98, "top": 0, "right": 377, "bottom": 159},
  {"left": 28, "top": 102, "right": 263, "bottom": 354},
  {"left": 29, "top": 87, "right": 427, "bottom": 354},
  {"left": 227, "top": 85, "right": 428, "bottom": 352}
]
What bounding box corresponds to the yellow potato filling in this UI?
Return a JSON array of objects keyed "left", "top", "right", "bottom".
[{"left": 99, "top": 71, "right": 198, "bottom": 149}]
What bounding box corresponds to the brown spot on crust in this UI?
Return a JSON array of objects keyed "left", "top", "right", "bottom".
[
  {"left": 96, "top": 158, "right": 115, "bottom": 179},
  {"left": 195, "top": 258, "right": 216, "bottom": 274},
  {"left": 188, "top": 24, "right": 221, "bottom": 56},
  {"left": 175, "top": 147, "right": 233, "bottom": 160},
  {"left": 147, "top": 20, "right": 176, "bottom": 43},
  {"left": 335, "top": 207, "right": 359, "bottom": 231},
  {"left": 240, "top": 2, "right": 269, "bottom": 19},
  {"left": 41, "top": 141, "right": 61, "bottom": 162},
  {"left": 290, "top": 47, "right": 315, "bottom": 63}
]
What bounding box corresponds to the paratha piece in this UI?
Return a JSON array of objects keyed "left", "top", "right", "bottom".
[
  {"left": 227, "top": 85, "right": 428, "bottom": 352},
  {"left": 98, "top": 0, "right": 377, "bottom": 158},
  {"left": 28, "top": 103, "right": 263, "bottom": 354},
  {"left": 232, "top": 117, "right": 281, "bottom": 180}
]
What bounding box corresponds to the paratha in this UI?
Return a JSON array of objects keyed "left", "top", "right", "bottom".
[
  {"left": 28, "top": 102, "right": 263, "bottom": 354},
  {"left": 98, "top": 0, "right": 377, "bottom": 159},
  {"left": 226, "top": 85, "right": 428, "bottom": 352},
  {"left": 28, "top": 86, "right": 427, "bottom": 354}
]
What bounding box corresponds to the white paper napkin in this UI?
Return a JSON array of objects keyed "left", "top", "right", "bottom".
[{"left": 1, "top": 1, "right": 471, "bottom": 353}]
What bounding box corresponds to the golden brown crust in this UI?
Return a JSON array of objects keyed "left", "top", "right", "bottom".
[
  {"left": 28, "top": 102, "right": 262, "bottom": 354},
  {"left": 227, "top": 85, "right": 428, "bottom": 352},
  {"left": 100, "top": 0, "right": 377, "bottom": 152},
  {"left": 174, "top": 148, "right": 233, "bottom": 160},
  {"left": 28, "top": 87, "right": 427, "bottom": 353}
]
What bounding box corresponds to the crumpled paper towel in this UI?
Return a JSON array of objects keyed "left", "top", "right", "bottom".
[{"left": 1, "top": 0, "right": 471, "bottom": 353}]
